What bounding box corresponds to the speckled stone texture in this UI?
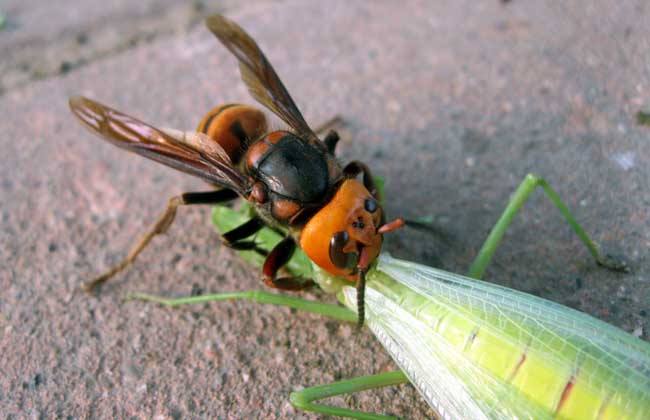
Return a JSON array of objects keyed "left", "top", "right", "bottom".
[{"left": 1, "top": 1, "right": 649, "bottom": 418}]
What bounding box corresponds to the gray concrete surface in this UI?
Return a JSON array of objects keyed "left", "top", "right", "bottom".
[
  {"left": 0, "top": 0, "right": 273, "bottom": 94},
  {"left": 1, "top": 0, "right": 649, "bottom": 418}
]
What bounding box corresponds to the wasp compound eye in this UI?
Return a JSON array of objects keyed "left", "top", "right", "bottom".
[
  {"left": 364, "top": 198, "right": 378, "bottom": 213},
  {"left": 329, "top": 231, "right": 358, "bottom": 270}
]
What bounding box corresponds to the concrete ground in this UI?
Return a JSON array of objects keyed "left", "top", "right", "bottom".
[{"left": 1, "top": 0, "right": 649, "bottom": 418}]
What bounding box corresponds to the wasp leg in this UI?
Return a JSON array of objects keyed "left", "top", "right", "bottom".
[
  {"left": 312, "top": 115, "right": 343, "bottom": 154},
  {"left": 263, "top": 237, "right": 315, "bottom": 291},
  {"left": 220, "top": 217, "right": 269, "bottom": 257},
  {"left": 222, "top": 217, "right": 264, "bottom": 243},
  {"left": 343, "top": 161, "right": 379, "bottom": 199},
  {"left": 323, "top": 130, "right": 340, "bottom": 154},
  {"left": 84, "top": 189, "right": 239, "bottom": 292}
]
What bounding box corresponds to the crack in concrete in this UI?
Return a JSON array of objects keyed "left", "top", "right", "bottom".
[{"left": 0, "top": 1, "right": 274, "bottom": 96}]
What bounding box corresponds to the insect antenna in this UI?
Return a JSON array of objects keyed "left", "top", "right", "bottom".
[{"left": 356, "top": 268, "right": 367, "bottom": 329}]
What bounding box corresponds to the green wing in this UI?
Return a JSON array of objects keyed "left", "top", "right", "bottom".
[{"left": 340, "top": 254, "right": 650, "bottom": 419}]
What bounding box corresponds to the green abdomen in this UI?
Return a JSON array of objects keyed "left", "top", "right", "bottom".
[{"left": 358, "top": 267, "right": 650, "bottom": 419}]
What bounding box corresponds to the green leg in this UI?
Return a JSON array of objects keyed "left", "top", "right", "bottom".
[
  {"left": 467, "top": 173, "right": 629, "bottom": 279},
  {"left": 128, "top": 290, "right": 357, "bottom": 323},
  {"left": 131, "top": 212, "right": 407, "bottom": 418},
  {"left": 290, "top": 371, "right": 408, "bottom": 420},
  {"left": 129, "top": 292, "right": 409, "bottom": 418}
]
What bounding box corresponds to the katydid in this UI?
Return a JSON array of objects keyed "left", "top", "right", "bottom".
[{"left": 132, "top": 175, "right": 648, "bottom": 419}]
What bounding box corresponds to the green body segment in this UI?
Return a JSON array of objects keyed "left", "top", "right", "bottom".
[
  {"left": 212, "top": 203, "right": 650, "bottom": 419},
  {"left": 212, "top": 204, "right": 314, "bottom": 277},
  {"left": 349, "top": 261, "right": 650, "bottom": 419}
]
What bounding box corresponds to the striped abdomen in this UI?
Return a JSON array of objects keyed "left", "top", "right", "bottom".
[{"left": 197, "top": 104, "right": 267, "bottom": 164}]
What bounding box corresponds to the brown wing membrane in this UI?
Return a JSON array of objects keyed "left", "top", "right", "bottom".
[
  {"left": 206, "top": 15, "right": 318, "bottom": 143},
  {"left": 69, "top": 96, "right": 249, "bottom": 194}
]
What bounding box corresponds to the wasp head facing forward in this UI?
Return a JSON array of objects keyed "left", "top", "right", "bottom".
[{"left": 299, "top": 179, "right": 391, "bottom": 280}]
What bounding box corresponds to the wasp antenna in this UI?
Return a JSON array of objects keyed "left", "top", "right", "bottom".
[{"left": 378, "top": 217, "right": 405, "bottom": 234}]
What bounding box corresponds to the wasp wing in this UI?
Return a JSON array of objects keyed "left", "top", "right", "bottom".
[
  {"left": 341, "top": 254, "right": 650, "bottom": 419},
  {"left": 69, "top": 96, "right": 249, "bottom": 195},
  {"left": 205, "top": 15, "right": 320, "bottom": 145}
]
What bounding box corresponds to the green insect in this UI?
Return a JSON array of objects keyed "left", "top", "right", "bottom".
[{"left": 132, "top": 174, "right": 648, "bottom": 419}]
